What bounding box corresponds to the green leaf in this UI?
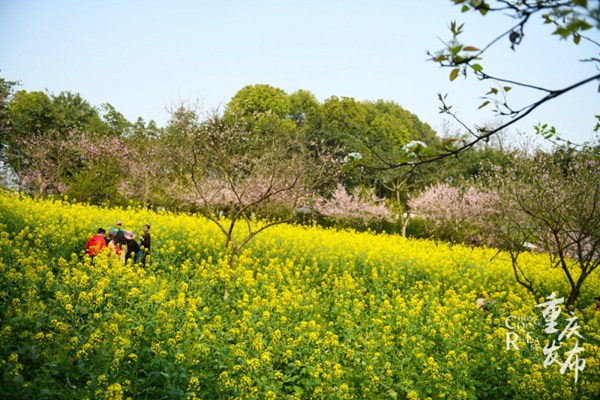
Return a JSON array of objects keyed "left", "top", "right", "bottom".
[
  {"left": 503, "top": 86, "right": 511, "bottom": 92},
  {"left": 449, "top": 20, "right": 457, "bottom": 33},
  {"left": 572, "top": 0, "right": 587, "bottom": 6},
  {"left": 293, "top": 386, "right": 304, "bottom": 395},
  {"left": 568, "top": 18, "right": 593, "bottom": 32},
  {"left": 450, "top": 45, "right": 463, "bottom": 55},
  {"left": 478, "top": 100, "right": 490, "bottom": 109},
  {"left": 438, "top": 104, "right": 452, "bottom": 113},
  {"left": 553, "top": 27, "right": 570, "bottom": 38},
  {"left": 461, "top": 4, "right": 470, "bottom": 12},
  {"left": 449, "top": 68, "right": 460, "bottom": 81},
  {"left": 471, "top": 63, "right": 483, "bottom": 72},
  {"left": 449, "top": 21, "right": 464, "bottom": 36},
  {"left": 573, "top": 34, "right": 581, "bottom": 45},
  {"left": 419, "top": 147, "right": 435, "bottom": 157}
]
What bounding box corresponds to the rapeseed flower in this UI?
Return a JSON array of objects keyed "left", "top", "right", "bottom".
[{"left": 0, "top": 192, "right": 599, "bottom": 398}]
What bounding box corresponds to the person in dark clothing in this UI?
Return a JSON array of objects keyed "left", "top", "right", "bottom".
[
  {"left": 105, "top": 228, "right": 116, "bottom": 246},
  {"left": 114, "top": 220, "right": 127, "bottom": 252},
  {"left": 139, "top": 224, "right": 151, "bottom": 266},
  {"left": 124, "top": 230, "right": 140, "bottom": 264}
]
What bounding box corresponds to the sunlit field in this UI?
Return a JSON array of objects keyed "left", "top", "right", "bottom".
[{"left": 1, "top": 192, "right": 599, "bottom": 399}]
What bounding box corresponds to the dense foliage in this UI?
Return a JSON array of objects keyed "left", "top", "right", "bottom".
[{"left": 1, "top": 192, "right": 599, "bottom": 399}]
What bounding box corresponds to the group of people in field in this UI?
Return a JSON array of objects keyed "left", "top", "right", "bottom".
[{"left": 85, "top": 220, "right": 151, "bottom": 266}]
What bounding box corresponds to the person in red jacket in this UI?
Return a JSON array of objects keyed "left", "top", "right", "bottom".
[{"left": 85, "top": 228, "right": 107, "bottom": 256}]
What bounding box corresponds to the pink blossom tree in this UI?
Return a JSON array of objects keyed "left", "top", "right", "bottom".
[
  {"left": 315, "top": 184, "right": 392, "bottom": 228},
  {"left": 164, "top": 104, "right": 338, "bottom": 276},
  {"left": 16, "top": 130, "right": 126, "bottom": 201},
  {"left": 410, "top": 147, "right": 599, "bottom": 308},
  {"left": 408, "top": 183, "right": 501, "bottom": 246},
  {"left": 484, "top": 149, "right": 600, "bottom": 308},
  {"left": 117, "top": 121, "right": 174, "bottom": 209},
  {"left": 16, "top": 134, "right": 72, "bottom": 197}
]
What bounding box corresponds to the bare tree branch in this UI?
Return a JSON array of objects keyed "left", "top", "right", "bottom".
[{"left": 364, "top": 72, "right": 600, "bottom": 171}]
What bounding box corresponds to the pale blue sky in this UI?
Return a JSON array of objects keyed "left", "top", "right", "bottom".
[{"left": 1, "top": 0, "right": 598, "bottom": 145}]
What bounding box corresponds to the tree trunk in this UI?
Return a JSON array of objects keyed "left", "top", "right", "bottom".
[{"left": 565, "top": 271, "right": 588, "bottom": 309}]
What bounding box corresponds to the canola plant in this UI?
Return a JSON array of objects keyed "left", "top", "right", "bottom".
[{"left": 1, "top": 192, "right": 599, "bottom": 399}]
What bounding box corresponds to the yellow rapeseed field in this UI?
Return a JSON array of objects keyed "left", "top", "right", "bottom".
[{"left": 0, "top": 191, "right": 598, "bottom": 399}]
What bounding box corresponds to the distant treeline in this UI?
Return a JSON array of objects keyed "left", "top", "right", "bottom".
[{"left": 0, "top": 79, "right": 513, "bottom": 231}]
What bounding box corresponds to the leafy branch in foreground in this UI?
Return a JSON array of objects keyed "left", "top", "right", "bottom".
[{"left": 368, "top": 0, "right": 599, "bottom": 171}]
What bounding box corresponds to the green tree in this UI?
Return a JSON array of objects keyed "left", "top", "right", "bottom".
[
  {"left": 3, "top": 90, "right": 54, "bottom": 176},
  {"left": 224, "top": 84, "right": 295, "bottom": 135},
  {"left": 0, "top": 76, "right": 18, "bottom": 135},
  {"left": 100, "top": 103, "right": 133, "bottom": 137},
  {"left": 319, "top": 96, "right": 368, "bottom": 151},
  {"left": 226, "top": 83, "right": 290, "bottom": 118},
  {"left": 50, "top": 91, "right": 105, "bottom": 133},
  {"left": 367, "top": 100, "right": 437, "bottom": 147},
  {"left": 1, "top": 88, "right": 135, "bottom": 202},
  {"left": 288, "top": 89, "right": 322, "bottom": 129},
  {"left": 6, "top": 91, "right": 54, "bottom": 137}
]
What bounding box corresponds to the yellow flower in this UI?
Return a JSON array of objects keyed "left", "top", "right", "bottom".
[
  {"left": 106, "top": 382, "right": 123, "bottom": 400},
  {"left": 333, "top": 363, "right": 344, "bottom": 379},
  {"left": 265, "top": 390, "right": 277, "bottom": 400}
]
